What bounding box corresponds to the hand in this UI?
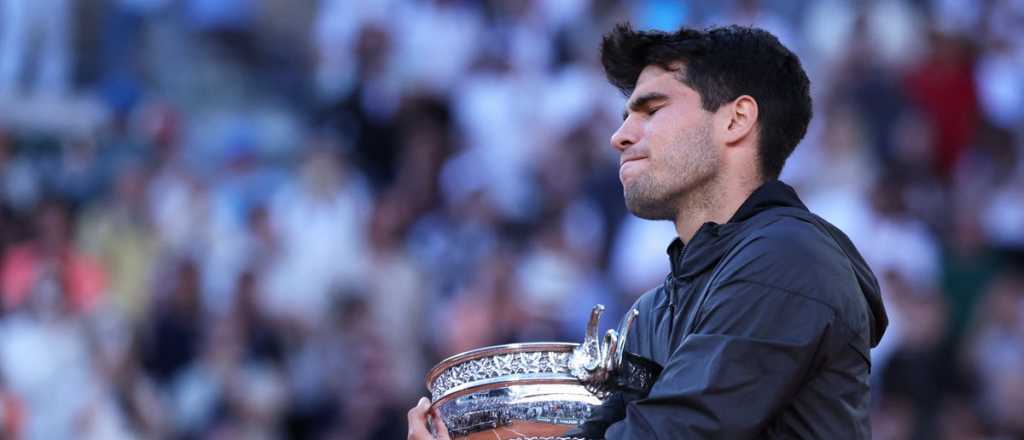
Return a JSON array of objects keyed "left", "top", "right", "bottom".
[{"left": 407, "top": 397, "right": 451, "bottom": 440}]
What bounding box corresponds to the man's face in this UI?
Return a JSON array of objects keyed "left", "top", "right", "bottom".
[{"left": 611, "top": 64, "right": 719, "bottom": 220}]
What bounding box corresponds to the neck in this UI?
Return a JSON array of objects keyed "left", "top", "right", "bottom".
[{"left": 673, "top": 174, "right": 761, "bottom": 244}]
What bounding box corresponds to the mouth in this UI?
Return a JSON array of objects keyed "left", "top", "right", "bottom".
[
  {"left": 619, "top": 155, "right": 647, "bottom": 167},
  {"left": 618, "top": 156, "right": 647, "bottom": 182}
]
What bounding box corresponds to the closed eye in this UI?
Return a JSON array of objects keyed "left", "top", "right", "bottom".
[
  {"left": 623, "top": 92, "right": 670, "bottom": 121},
  {"left": 621, "top": 105, "right": 662, "bottom": 121}
]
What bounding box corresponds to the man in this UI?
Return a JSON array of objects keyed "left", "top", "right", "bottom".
[{"left": 409, "top": 24, "right": 887, "bottom": 439}]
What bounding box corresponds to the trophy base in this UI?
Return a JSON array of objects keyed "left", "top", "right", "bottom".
[
  {"left": 456, "top": 420, "right": 586, "bottom": 439},
  {"left": 434, "top": 382, "right": 599, "bottom": 439}
]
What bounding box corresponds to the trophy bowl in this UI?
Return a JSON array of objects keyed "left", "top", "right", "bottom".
[{"left": 425, "top": 342, "right": 601, "bottom": 440}]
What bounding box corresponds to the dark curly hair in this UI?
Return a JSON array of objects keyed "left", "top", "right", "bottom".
[{"left": 601, "top": 24, "right": 812, "bottom": 181}]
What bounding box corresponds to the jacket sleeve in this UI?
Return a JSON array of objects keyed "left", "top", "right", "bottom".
[{"left": 604, "top": 278, "right": 835, "bottom": 439}]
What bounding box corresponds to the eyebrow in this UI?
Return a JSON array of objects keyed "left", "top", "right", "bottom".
[{"left": 622, "top": 92, "right": 670, "bottom": 120}]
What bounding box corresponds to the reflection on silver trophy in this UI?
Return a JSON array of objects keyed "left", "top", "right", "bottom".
[{"left": 424, "top": 305, "right": 659, "bottom": 440}]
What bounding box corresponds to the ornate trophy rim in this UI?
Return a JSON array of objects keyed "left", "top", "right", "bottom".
[
  {"left": 425, "top": 342, "right": 580, "bottom": 404},
  {"left": 426, "top": 342, "right": 577, "bottom": 388}
]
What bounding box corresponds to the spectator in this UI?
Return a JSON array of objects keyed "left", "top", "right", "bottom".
[
  {"left": 77, "top": 165, "right": 158, "bottom": 320},
  {"left": 263, "top": 147, "right": 372, "bottom": 326},
  {"left": 1, "top": 198, "right": 106, "bottom": 314},
  {"left": 0, "top": 0, "right": 72, "bottom": 96},
  {"left": 140, "top": 258, "right": 204, "bottom": 386},
  {"left": 963, "top": 270, "right": 1024, "bottom": 437}
]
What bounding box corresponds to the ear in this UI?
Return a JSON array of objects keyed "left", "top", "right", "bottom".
[{"left": 719, "top": 95, "right": 758, "bottom": 146}]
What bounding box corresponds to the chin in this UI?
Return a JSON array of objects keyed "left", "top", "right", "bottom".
[{"left": 624, "top": 191, "right": 674, "bottom": 221}]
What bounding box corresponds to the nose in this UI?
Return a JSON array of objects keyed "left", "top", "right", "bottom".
[{"left": 610, "top": 119, "right": 639, "bottom": 152}]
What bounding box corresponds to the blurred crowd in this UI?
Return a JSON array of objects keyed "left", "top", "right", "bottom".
[{"left": 0, "top": 0, "right": 1021, "bottom": 439}]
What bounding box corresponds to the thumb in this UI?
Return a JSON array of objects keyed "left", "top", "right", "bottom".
[
  {"left": 431, "top": 406, "right": 451, "bottom": 440},
  {"left": 407, "top": 397, "right": 432, "bottom": 438}
]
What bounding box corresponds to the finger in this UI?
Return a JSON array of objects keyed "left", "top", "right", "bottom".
[
  {"left": 431, "top": 406, "right": 452, "bottom": 440},
  {"left": 407, "top": 397, "right": 431, "bottom": 439}
]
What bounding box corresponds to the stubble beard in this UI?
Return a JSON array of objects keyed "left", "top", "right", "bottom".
[{"left": 623, "top": 121, "right": 719, "bottom": 221}]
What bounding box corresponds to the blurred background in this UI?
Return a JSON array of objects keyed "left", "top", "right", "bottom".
[{"left": 0, "top": 0, "right": 1021, "bottom": 438}]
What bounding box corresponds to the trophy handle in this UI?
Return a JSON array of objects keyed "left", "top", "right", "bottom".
[
  {"left": 580, "top": 304, "right": 604, "bottom": 365},
  {"left": 602, "top": 329, "right": 618, "bottom": 372},
  {"left": 566, "top": 305, "right": 659, "bottom": 400},
  {"left": 613, "top": 308, "right": 639, "bottom": 370},
  {"left": 585, "top": 305, "right": 604, "bottom": 346},
  {"left": 570, "top": 304, "right": 648, "bottom": 398}
]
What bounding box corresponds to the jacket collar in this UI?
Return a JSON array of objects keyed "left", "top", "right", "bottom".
[{"left": 666, "top": 180, "right": 808, "bottom": 280}]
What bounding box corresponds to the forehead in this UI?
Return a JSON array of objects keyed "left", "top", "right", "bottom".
[{"left": 631, "top": 64, "right": 694, "bottom": 100}]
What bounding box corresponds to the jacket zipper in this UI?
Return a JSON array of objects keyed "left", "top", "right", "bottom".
[
  {"left": 666, "top": 276, "right": 676, "bottom": 331},
  {"left": 667, "top": 243, "right": 687, "bottom": 332}
]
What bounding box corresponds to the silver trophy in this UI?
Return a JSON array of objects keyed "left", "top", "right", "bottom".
[{"left": 424, "top": 305, "right": 653, "bottom": 440}]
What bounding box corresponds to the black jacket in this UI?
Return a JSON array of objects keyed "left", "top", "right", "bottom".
[{"left": 576, "top": 180, "right": 888, "bottom": 439}]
